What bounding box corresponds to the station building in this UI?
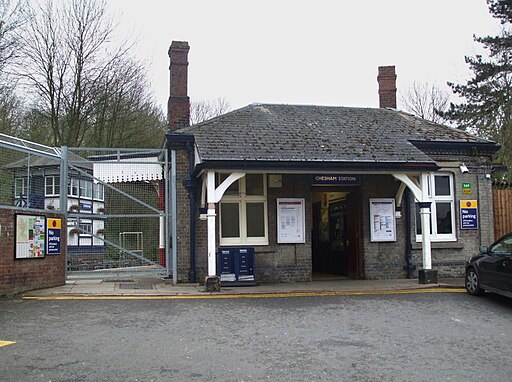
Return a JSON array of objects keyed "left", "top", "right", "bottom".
[{"left": 165, "top": 41, "right": 499, "bottom": 284}]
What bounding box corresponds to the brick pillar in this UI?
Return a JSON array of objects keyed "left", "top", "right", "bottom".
[
  {"left": 377, "top": 66, "right": 397, "bottom": 109},
  {"left": 168, "top": 41, "right": 190, "bottom": 131}
]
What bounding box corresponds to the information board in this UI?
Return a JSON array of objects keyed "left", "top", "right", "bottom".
[
  {"left": 369, "top": 199, "right": 396, "bottom": 242},
  {"left": 15, "top": 214, "right": 46, "bottom": 259},
  {"left": 277, "top": 198, "right": 305, "bottom": 243}
]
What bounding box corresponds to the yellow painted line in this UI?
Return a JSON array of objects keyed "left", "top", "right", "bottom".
[
  {"left": 0, "top": 341, "right": 16, "bottom": 348},
  {"left": 23, "top": 288, "right": 466, "bottom": 301}
]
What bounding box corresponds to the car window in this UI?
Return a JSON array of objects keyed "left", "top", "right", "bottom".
[{"left": 490, "top": 235, "right": 512, "bottom": 255}]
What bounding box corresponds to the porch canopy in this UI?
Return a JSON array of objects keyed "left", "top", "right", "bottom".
[{"left": 166, "top": 103, "right": 499, "bottom": 277}]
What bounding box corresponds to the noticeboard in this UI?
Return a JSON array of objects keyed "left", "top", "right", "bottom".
[
  {"left": 369, "top": 198, "right": 396, "bottom": 242},
  {"left": 15, "top": 214, "right": 46, "bottom": 259},
  {"left": 277, "top": 198, "right": 305, "bottom": 243}
]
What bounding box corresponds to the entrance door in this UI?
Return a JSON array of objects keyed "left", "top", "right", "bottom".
[{"left": 312, "top": 189, "right": 362, "bottom": 278}]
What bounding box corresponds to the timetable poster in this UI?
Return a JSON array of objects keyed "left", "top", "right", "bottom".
[
  {"left": 15, "top": 214, "right": 46, "bottom": 259},
  {"left": 277, "top": 198, "right": 305, "bottom": 244},
  {"left": 370, "top": 199, "right": 396, "bottom": 242}
]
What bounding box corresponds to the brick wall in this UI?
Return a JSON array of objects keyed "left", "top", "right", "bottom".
[
  {"left": 360, "top": 169, "right": 493, "bottom": 280},
  {"left": 176, "top": 168, "right": 492, "bottom": 283},
  {"left": 258, "top": 174, "right": 312, "bottom": 282},
  {"left": 361, "top": 175, "right": 406, "bottom": 279},
  {"left": 0, "top": 210, "right": 66, "bottom": 297},
  {"left": 175, "top": 150, "right": 191, "bottom": 282}
]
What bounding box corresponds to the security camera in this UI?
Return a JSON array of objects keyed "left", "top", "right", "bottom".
[{"left": 459, "top": 163, "right": 469, "bottom": 173}]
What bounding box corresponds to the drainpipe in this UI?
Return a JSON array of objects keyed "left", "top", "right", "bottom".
[
  {"left": 404, "top": 189, "right": 415, "bottom": 279},
  {"left": 185, "top": 141, "right": 196, "bottom": 283},
  {"left": 170, "top": 150, "right": 177, "bottom": 285},
  {"left": 60, "top": 146, "right": 68, "bottom": 277}
]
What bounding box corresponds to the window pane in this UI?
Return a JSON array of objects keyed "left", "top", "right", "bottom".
[
  {"left": 79, "top": 223, "right": 92, "bottom": 235},
  {"left": 246, "top": 174, "right": 264, "bottom": 196},
  {"left": 415, "top": 205, "right": 433, "bottom": 235},
  {"left": 219, "top": 174, "right": 239, "bottom": 195},
  {"left": 246, "top": 203, "right": 265, "bottom": 237},
  {"left": 436, "top": 202, "right": 452, "bottom": 234},
  {"left": 221, "top": 203, "right": 240, "bottom": 238},
  {"left": 434, "top": 175, "right": 450, "bottom": 196},
  {"left": 45, "top": 177, "right": 53, "bottom": 195},
  {"left": 94, "top": 183, "right": 104, "bottom": 200},
  {"left": 491, "top": 235, "right": 512, "bottom": 254}
]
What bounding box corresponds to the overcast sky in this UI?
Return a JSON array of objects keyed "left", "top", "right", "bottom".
[{"left": 108, "top": 0, "right": 501, "bottom": 113}]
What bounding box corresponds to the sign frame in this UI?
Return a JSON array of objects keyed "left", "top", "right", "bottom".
[
  {"left": 460, "top": 200, "right": 479, "bottom": 230},
  {"left": 46, "top": 217, "right": 62, "bottom": 255},
  {"left": 369, "top": 198, "right": 397, "bottom": 242},
  {"left": 14, "top": 213, "right": 46, "bottom": 259},
  {"left": 277, "top": 198, "right": 306, "bottom": 244}
]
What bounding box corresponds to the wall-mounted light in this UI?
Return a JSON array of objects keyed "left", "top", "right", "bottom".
[{"left": 459, "top": 163, "right": 469, "bottom": 173}]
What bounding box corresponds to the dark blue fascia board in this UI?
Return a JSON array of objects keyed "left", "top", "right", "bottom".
[
  {"left": 409, "top": 140, "right": 500, "bottom": 155},
  {"left": 165, "top": 133, "right": 195, "bottom": 150},
  {"left": 193, "top": 160, "right": 439, "bottom": 176}
]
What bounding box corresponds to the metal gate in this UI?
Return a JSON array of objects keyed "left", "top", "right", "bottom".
[
  {"left": 64, "top": 148, "right": 170, "bottom": 279},
  {"left": 0, "top": 134, "right": 170, "bottom": 281}
]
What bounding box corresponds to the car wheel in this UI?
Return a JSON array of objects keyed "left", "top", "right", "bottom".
[{"left": 466, "top": 268, "right": 484, "bottom": 296}]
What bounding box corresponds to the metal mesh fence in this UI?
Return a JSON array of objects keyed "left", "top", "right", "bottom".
[
  {"left": 0, "top": 145, "right": 61, "bottom": 211},
  {"left": 0, "top": 136, "right": 169, "bottom": 279},
  {"left": 66, "top": 148, "right": 168, "bottom": 279}
]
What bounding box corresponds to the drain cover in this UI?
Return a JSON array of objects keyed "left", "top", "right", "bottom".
[{"left": 118, "top": 283, "right": 154, "bottom": 290}]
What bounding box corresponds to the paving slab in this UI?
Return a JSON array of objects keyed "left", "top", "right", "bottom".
[{"left": 21, "top": 277, "right": 465, "bottom": 298}]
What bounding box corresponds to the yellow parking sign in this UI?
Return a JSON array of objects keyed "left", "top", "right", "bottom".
[
  {"left": 47, "top": 218, "right": 61, "bottom": 229},
  {"left": 460, "top": 200, "right": 477, "bottom": 209},
  {"left": 460, "top": 200, "right": 478, "bottom": 229}
]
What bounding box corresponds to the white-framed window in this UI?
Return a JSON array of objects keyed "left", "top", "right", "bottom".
[
  {"left": 15, "top": 177, "right": 27, "bottom": 196},
  {"left": 68, "top": 178, "right": 79, "bottom": 197},
  {"left": 416, "top": 172, "right": 456, "bottom": 242},
  {"left": 45, "top": 176, "right": 60, "bottom": 196},
  {"left": 219, "top": 173, "right": 268, "bottom": 246},
  {"left": 93, "top": 183, "right": 104, "bottom": 200},
  {"left": 79, "top": 180, "right": 93, "bottom": 199},
  {"left": 79, "top": 221, "right": 92, "bottom": 236}
]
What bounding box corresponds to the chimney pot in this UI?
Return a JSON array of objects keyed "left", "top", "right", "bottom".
[{"left": 377, "top": 66, "right": 397, "bottom": 109}]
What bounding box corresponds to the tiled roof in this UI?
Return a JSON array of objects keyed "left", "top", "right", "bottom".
[{"left": 176, "top": 104, "right": 496, "bottom": 166}]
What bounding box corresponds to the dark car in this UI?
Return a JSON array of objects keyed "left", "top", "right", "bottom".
[{"left": 465, "top": 233, "right": 512, "bottom": 298}]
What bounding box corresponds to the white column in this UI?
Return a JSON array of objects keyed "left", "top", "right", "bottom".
[
  {"left": 206, "top": 171, "right": 217, "bottom": 276},
  {"left": 420, "top": 173, "right": 432, "bottom": 270}
]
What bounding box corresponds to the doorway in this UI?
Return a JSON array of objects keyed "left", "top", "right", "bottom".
[{"left": 312, "top": 189, "right": 362, "bottom": 279}]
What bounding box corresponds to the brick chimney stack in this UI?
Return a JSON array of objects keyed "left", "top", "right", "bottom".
[
  {"left": 377, "top": 66, "right": 397, "bottom": 109},
  {"left": 168, "top": 41, "right": 190, "bottom": 130}
]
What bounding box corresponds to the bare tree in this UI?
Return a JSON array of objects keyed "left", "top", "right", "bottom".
[
  {"left": 0, "top": 0, "right": 24, "bottom": 74},
  {"left": 86, "top": 55, "right": 166, "bottom": 148},
  {"left": 15, "top": 0, "right": 164, "bottom": 147},
  {"left": 190, "top": 97, "right": 231, "bottom": 125},
  {"left": 400, "top": 82, "right": 451, "bottom": 124}
]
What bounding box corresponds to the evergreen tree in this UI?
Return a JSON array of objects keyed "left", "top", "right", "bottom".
[{"left": 442, "top": 0, "right": 512, "bottom": 180}]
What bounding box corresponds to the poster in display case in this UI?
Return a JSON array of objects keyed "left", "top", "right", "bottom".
[
  {"left": 277, "top": 198, "right": 305, "bottom": 243},
  {"left": 369, "top": 198, "right": 396, "bottom": 242},
  {"left": 15, "top": 214, "right": 46, "bottom": 259}
]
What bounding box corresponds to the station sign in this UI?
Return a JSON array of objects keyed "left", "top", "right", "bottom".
[{"left": 312, "top": 174, "right": 360, "bottom": 186}]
